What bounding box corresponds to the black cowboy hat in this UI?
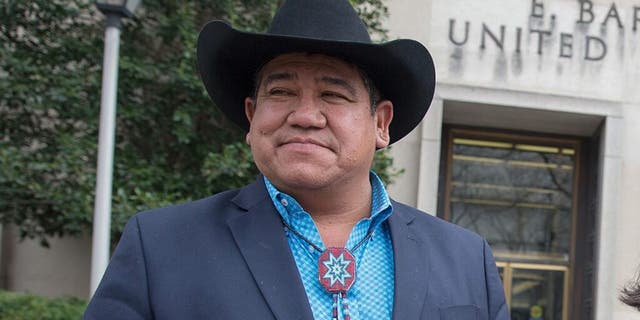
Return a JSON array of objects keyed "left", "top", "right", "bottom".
[{"left": 196, "top": 0, "right": 436, "bottom": 145}]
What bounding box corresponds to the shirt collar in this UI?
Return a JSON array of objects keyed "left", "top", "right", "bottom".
[{"left": 263, "top": 171, "right": 393, "bottom": 232}]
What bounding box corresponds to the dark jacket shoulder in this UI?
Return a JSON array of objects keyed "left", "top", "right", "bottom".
[
  {"left": 133, "top": 178, "right": 270, "bottom": 229},
  {"left": 391, "top": 199, "right": 484, "bottom": 244}
]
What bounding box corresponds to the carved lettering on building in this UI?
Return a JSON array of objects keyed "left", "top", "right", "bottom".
[{"left": 448, "top": 0, "right": 640, "bottom": 61}]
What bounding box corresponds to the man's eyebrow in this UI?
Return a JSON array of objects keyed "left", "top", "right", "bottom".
[
  {"left": 319, "top": 76, "right": 356, "bottom": 96},
  {"left": 262, "top": 72, "right": 297, "bottom": 88}
]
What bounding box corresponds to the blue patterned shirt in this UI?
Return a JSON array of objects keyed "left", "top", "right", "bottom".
[{"left": 264, "top": 172, "right": 394, "bottom": 320}]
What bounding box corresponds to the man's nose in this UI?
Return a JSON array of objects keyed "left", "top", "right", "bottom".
[{"left": 286, "top": 95, "right": 327, "bottom": 128}]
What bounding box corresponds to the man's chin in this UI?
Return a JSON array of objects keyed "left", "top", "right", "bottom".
[{"left": 266, "top": 168, "right": 339, "bottom": 191}]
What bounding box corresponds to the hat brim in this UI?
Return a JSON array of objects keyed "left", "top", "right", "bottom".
[{"left": 197, "top": 21, "right": 436, "bottom": 145}]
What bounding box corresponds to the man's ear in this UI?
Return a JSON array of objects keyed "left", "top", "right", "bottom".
[
  {"left": 244, "top": 97, "right": 256, "bottom": 123},
  {"left": 374, "top": 100, "right": 393, "bottom": 149},
  {"left": 244, "top": 97, "right": 255, "bottom": 145}
]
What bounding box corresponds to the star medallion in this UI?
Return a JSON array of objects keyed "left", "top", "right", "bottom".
[{"left": 318, "top": 247, "right": 356, "bottom": 292}]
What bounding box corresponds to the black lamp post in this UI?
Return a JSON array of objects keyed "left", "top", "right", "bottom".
[
  {"left": 96, "top": 0, "right": 140, "bottom": 18},
  {"left": 91, "top": 0, "right": 140, "bottom": 297}
]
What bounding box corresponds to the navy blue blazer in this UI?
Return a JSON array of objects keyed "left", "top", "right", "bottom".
[{"left": 85, "top": 178, "right": 509, "bottom": 319}]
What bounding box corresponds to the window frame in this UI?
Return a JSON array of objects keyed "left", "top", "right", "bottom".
[{"left": 438, "top": 126, "right": 587, "bottom": 320}]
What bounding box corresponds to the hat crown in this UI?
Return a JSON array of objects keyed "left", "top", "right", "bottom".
[{"left": 267, "top": 0, "right": 372, "bottom": 43}]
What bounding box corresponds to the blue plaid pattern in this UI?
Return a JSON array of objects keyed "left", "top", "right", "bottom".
[{"left": 264, "top": 172, "right": 394, "bottom": 320}]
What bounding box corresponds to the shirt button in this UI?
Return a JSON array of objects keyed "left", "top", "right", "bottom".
[
  {"left": 309, "top": 245, "right": 315, "bottom": 253},
  {"left": 280, "top": 198, "right": 288, "bottom": 206}
]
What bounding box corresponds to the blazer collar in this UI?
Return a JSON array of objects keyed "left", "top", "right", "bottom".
[
  {"left": 388, "top": 201, "right": 431, "bottom": 319},
  {"left": 228, "top": 179, "right": 431, "bottom": 320},
  {"left": 227, "top": 177, "right": 314, "bottom": 320}
]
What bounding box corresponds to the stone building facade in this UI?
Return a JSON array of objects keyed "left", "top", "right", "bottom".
[{"left": 387, "top": 0, "right": 640, "bottom": 319}]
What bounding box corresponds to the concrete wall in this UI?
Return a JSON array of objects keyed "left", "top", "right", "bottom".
[
  {"left": 1, "top": 225, "right": 91, "bottom": 298},
  {"left": 385, "top": 0, "right": 640, "bottom": 319}
]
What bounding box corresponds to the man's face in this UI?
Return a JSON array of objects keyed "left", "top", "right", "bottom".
[{"left": 244, "top": 53, "right": 393, "bottom": 193}]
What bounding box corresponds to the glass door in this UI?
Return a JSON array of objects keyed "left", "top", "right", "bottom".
[
  {"left": 497, "top": 262, "right": 569, "bottom": 320},
  {"left": 440, "top": 127, "right": 581, "bottom": 320}
]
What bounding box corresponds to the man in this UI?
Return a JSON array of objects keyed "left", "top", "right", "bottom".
[{"left": 85, "top": 0, "right": 509, "bottom": 319}]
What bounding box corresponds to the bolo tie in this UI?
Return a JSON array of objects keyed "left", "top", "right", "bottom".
[{"left": 280, "top": 217, "right": 375, "bottom": 320}]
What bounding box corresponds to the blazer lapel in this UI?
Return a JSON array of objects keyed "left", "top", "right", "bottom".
[
  {"left": 227, "top": 178, "right": 314, "bottom": 320},
  {"left": 388, "top": 203, "right": 431, "bottom": 319}
]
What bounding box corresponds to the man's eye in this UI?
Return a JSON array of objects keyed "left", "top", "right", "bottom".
[
  {"left": 322, "top": 92, "right": 349, "bottom": 100},
  {"left": 269, "top": 88, "right": 294, "bottom": 96}
]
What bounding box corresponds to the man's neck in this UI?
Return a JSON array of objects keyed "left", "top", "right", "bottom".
[
  {"left": 281, "top": 175, "right": 372, "bottom": 247},
  {"left": 282, "top": 175, "right": 373, "bottom": 248}
]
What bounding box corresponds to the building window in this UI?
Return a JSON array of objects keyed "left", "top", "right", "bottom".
[{"left": 439, "top": 127, "right": 587, "bottom": 320}]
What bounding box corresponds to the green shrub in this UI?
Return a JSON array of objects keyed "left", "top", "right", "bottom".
[{"left": 0, "top": 291, "right": 86, "bottom": 320}]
